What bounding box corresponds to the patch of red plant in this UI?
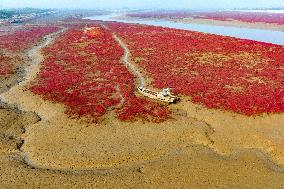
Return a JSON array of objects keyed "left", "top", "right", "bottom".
[
  {"left": 0, "top": 26, "right": 59, "bottom": 78},
  {"left": 30, "top": 25, "right": 170, "bottom": 122},
  {"left": 0, "top": 55, "right": 13, "bottom": 76},
  {"left": 85, "top": 27, "right": 104, "bottom": 38},
  {"left": 108, "top": 22, "right": 284, "bottom": 115},
  {"left": 0, "top": 26, "right": 59, "bottom": 52},
  {"left": 193, "top": 12, "right": 284, "bottom": 25}
]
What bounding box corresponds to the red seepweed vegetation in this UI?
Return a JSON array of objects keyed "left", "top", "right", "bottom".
[
  {"left": 30, "top": 25, "right": 170, "bottom": 122},
  {"left": 0, "top": 26, "right": 59, "bottom": 77},
  {"left": 85, "top": 27, "right": 104, "bottom": 38},
  {"left": 108, "top": 22, "right": 284, "bottom": 116},
  {"left": 0, "top": 55, "right": 13, "bottom": 76},
  {"left": 0, "top": 26, "right": 59, "bottom": 52}
]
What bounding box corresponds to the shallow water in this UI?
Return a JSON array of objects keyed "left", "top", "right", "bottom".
[{"left": 86, "top": 14, "right": 284, "bottom": 46}]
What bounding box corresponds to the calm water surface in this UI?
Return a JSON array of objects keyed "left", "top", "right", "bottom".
[{"left": 86, "top": 14, "right": 284, "bottom": 46}]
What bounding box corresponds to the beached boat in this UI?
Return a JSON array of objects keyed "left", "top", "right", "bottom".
[{"left": 138, "top": 87, "right": 179, "bottom": 104}]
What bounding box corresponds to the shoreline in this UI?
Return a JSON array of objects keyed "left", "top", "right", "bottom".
[
  {"left": 120, "top": 15, "right": 284, "bottom": 32},
  {"left": 175, "top": 18, "right": 284, "bottom": 32}
]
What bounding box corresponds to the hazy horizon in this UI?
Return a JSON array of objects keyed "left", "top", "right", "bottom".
[{"left": 1, "top": 0, "right": 284, "bottom": 10}]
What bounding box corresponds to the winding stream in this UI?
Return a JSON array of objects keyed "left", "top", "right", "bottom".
[
  {"left": 0, "top": 28, "right": 66, "bottom": 108},
  {"left": 113, "top": 33, "right": 145, "bottom": 88}
]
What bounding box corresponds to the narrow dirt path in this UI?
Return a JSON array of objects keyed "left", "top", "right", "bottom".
[
  {"left": 113, "top": 34, "right": 145, "bottom": 88},
  {"left": 0, "top": 28, "right": 67, "bottom": 109},
  {"left": 25, "top": 28, "right": 67, "bottom": 82},
  {"left": 0, "top": 27, "right": 67, "bottom": 168}
]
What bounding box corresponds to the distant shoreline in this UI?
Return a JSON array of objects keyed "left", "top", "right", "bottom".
[
  {"left": 121, "top": 15, "right": 284, "bottom": 32},
  {"left": 174, "top": 17, "right": 284, "bottom": 32}
]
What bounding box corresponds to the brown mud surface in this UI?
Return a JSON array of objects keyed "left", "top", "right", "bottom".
[
  {"left": 1, "top": 145, "right": 284, "bottom": 189},
  {"left": 0, "top": 22, "right": 283, "bottom": 188},
  {"left": 0, "top": 51, "right": 26, "bottom": 95},
  {"left": 0, "top": 107, "right": 40, "bottom": 154}
]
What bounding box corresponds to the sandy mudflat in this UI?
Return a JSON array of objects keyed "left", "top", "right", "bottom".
[
  {"left": 0, "top": 104, "right": 284, "bottom": 188},
  {"left": 1, "top": 144, "right": 284, "bottom": 189}
]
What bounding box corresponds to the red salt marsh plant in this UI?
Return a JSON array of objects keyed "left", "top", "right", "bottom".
[
  {"left": 85, "top": 27, "right": 104, "bottom": 39},
  {"left": 0, "top": 26, "right": 59, "bottom": 52},
  {"left": 192, "top": 12, "right": 284, "bottom": 25},
  {"left": 0, "top": 26, "right": 59, "bottom": 77},
  {"left": 30, "top": 25, "right": 170, "bottom": 122},
  {"left": 108, "top": 22, "right": 284, "bottom": 115},
  {"left": 0, "top": 55, "right": 13, "bottom": 76}
]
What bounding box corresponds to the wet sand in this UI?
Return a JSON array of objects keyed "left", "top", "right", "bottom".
[
  {"left": 0, "top": 22, "right": 283, "bottom": 188},
  {"left": 1, "top": 145, "right": 284, "bottom": 189},
  {"left": 0, "top": 104, "right": 283, "bottom": 188}
]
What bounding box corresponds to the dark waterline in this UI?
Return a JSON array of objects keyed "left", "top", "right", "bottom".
[{"left": 86, "top": 15, "right": 284, "bottom": 46}]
